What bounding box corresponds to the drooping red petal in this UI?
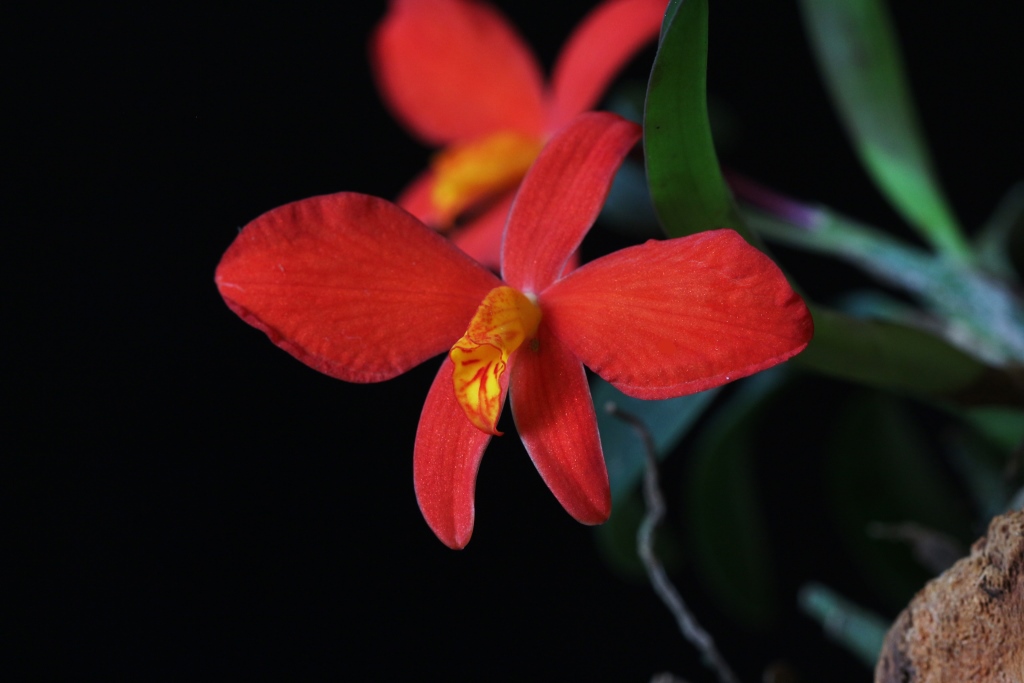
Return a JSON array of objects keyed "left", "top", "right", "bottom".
[
  {"left": 510, "top": 322, "right": 611, "bottom": 525},
  {"left": 540, "top": 230, "right": 814, "bottom": 398},
  {"left": 215, "top": 193, "right": 500, "bottom": 383},
  {"left": 547, "top": 0, "right": 666, "bottom": 129},
  {"left": 414, "top": 359, "right": 493, "bottom": 549},
  {"left": 501, "top": 112, "right": 641, "bottom": 294},
  {"left": 371, "top": 0, "right": 546, "bottom": 146}
]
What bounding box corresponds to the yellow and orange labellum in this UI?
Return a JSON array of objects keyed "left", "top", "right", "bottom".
[
  {"left": 450, "top": 286, "right": 542, "bottom": 435},
  {"left": 430, "top": 131, "right": 545, "bottom": 227}
]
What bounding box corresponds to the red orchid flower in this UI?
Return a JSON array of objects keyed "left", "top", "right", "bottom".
[
  {"left": 215, "top": 112, "right": 813, "bottom": 549},
  {"left": 372, "top": 0, "right": 667, "bottom": 268}
]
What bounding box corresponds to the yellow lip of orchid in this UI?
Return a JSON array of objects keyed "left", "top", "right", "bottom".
[
  {"left": 430, "top": 131, "right": 546, "bottom": 228},
  {"left": 449, "top": 285, "right": 542, "bottom": 435}
]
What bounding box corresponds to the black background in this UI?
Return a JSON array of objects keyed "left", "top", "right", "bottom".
[{"left": 11, "top": 1, "right": 1023, "bottom": 680}]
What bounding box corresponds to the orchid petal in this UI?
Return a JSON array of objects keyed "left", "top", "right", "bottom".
[
  {"left": 541, "top": 230, "right": 814, "bottom": 398},
  {"left": 414, "top": 359, "right": 493, "bottom": 549},
  {"left": 450, "top": 286, "right": 540, "bottom": 435},
  {"left": 511, "top": 323, "right": 611, "bottom": 525},
  {"left": 501, "top": 112, "right": 641, "bottom": 294},
  {"left": 215, "top": 193, "right": 500, "bottom": 383},
  {"left": 398, "top": 169, "right": 512, "bottom": 270},
  {"left": 371, "top": 0, "right": 546, "bottom": 146},
  {"left": 448, "top": 190, "right": 515, "bottom": 270},
  {"left": 548, "top": 0, "right": 666, "bottom": 129},
  {"left": 429, "top": 132, "right": 544, "bottom": 225},
  {"left": 395, "top": 168, "right": 444, "bottom": 227}
]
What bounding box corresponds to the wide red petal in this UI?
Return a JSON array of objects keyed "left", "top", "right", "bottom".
[
  {"left": 540, "top": 230, "right": 814, "bottom": 398},
  {"left": 215, "top": 193, "right": 500, "bottom": 383},
  {"left": 510, "top": 322, "right": 611, "bottom": 525},
  {"left": 501, "top": 112, "right": 641, "bottom": 294},
  {"left": 414, "top": 359, "right": 493, "bottom": 549},
  {"left": 547, "top": 0, "right": 666, "bottom": 129},
  {"left": 371, "top": 0, "right": 546, "bottom": 146}
]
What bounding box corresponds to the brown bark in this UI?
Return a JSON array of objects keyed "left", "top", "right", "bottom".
[{"left": 875, "top": 508, "right": 1024, "bottom": 683}]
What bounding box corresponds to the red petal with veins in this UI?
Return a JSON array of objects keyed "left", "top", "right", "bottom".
[
  {"left": 511, "top": 322, "right": 611, "bottom": 525},
  {"left": 371, "top": 0, "right": 546, "bottom": 146},
  {"left": 501, "top": 112, "right": 641, "bottom": 294},
  {"left": 215, "top": 193, "right": 500, "bottom": 383},
  {"left": 547, "top": 0, "right": 666, "bottom": 129},
  {"left": 415, "top": 359, "right": 493, "bottom": 549},
  {"left": 541, "top": 230, "right": 814, "bottom": 398}
]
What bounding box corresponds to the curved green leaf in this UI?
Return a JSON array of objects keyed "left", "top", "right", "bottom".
[
  {"left": 958, "top": 406, "right": 1024, "bottom": 454},
  {"left": 798, "top": 583, "right": 888, "bottom": 667},
  {"left": 976, "top": 181, "right": 1024, "bottom": 280},
  {"left": 825, "top": 392, "right": 972, "bottom": 607},
  {"left": 745, "top": 206, "right": 1024, "bottom": 365},
  {"left": 685, "top": 370, "right": 786, "bottom": 628},
  {"left": 798, "top": 0, "right": 970, "bottom": 260},
  {"left": 798, "top": 306, "right": 1024, "bottom": 408},
  {"left": 644, "top": 0, "right": 752, "bottom": 242},
  {"left": 945, "top": 406, "right": 1024, "bottom": 520}
]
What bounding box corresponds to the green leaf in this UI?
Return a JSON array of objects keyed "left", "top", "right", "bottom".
[
  {"left": 746, "top": 206, "right": 1024, "bottom": 366},
  {"left": 945, "top": 428, "right": 1015, "bottom": 522},
  {"left": 797, "top": 0, "right": 970, "bottom": 260},
  {"left": 835, "top": 290, "right": 932, "bottom": 328},
  {"left": 659, "top": 0, "right": 683, "bottom": 43},
  {"left": 644, "top": 0, "right": 752, "bottom": 242},
  {"left": 685, "top": 370, "right": 785, "bottom": 628},
  {"left": 1010, "top": 487, "right": 1024, "bottom": 512},
  {"left": 593, "top": 377, "right": 719, "bottom": 504},
  {"left": 957, "top": 406, "right": 1024, "bottom": 454},
  {"left": 825, "top": 392, "right": 972, "bottom": 607},
  {"left": 976, "top": 181, "right": 1024, "bottom": 280},
  {"left": 798, "top": 583, "right": 889, "bottom": 667},
  {"left": 945, "top": 406, "right": 1024, "bottom": 519},
  {"left": 797, "top": 306, "right": 1023, "bottom": 407}
]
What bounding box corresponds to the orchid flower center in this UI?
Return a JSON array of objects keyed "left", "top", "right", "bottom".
[
  {"left": 430, "top": 131, "right": 545, "bottom": 227},
  {"left": 450, "top": 286, "right": 541, "bottom": 435}
]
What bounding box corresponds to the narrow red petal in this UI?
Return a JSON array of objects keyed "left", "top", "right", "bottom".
[
  {"left": 510, "top": 322, "right": 611, "bottom": 525},
  {"left": 547, "top": 0, "right": 667, "bottom": 129},
  {"left": 540, "top": 230, "right": 814, "bottom": 398},
  {"left": 215, "top": 193, "right": 500, "bottom": 383},
  {"left": 501, "top": 112, "right": 641, "bottom": 294},
  {"left": 415, "top": 359, "right": 493, "bottom": 549},
  {"left": 371, "top": 0, "right": 546, "bottom": 145}
]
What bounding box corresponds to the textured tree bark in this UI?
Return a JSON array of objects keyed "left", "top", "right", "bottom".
[{"left": 875, "top": 508, "right": 1024, "bottom": 683}]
